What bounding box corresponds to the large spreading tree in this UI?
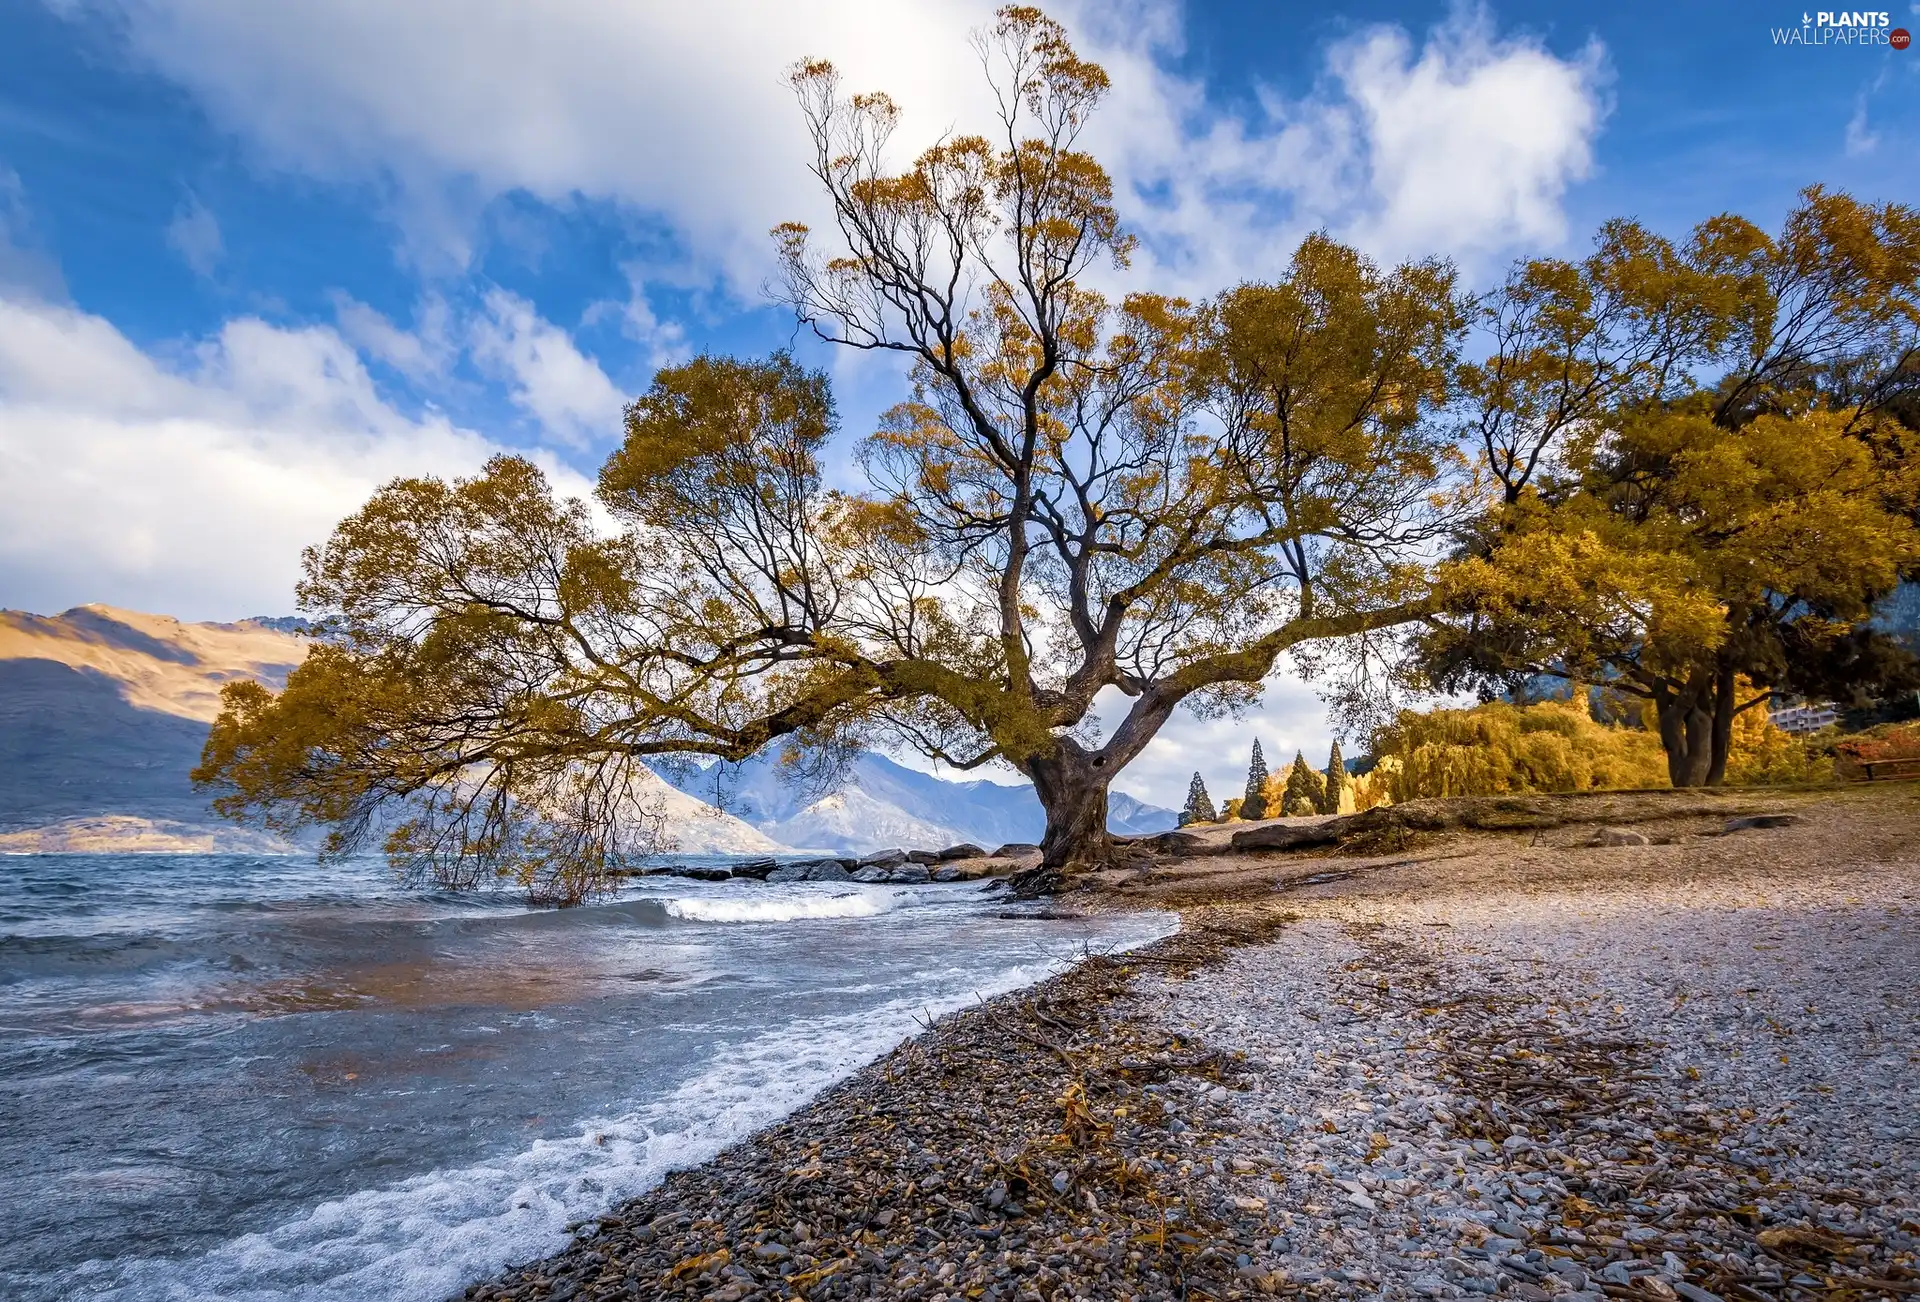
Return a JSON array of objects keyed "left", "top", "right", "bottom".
[
  {"left": 1418, "top": 188, "right": 1920, "bottom": 785},
  {"left": 193, "top": 7, "right": 1465, "bottom": 901},
  {"left": 196, "top": 10, "right": 1914, "bottom": 904}
]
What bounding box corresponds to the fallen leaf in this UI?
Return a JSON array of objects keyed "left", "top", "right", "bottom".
[
  {"left": 1757, "top": 1226, "right": 1856, "bottom": 1258},
  {"left": 668, "top": 1248, "right": 730, "bottom": 1280}
]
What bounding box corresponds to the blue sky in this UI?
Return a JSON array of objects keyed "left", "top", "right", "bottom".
[{"left": 2, "top": 0, "right": 1916, "bottom": 803}]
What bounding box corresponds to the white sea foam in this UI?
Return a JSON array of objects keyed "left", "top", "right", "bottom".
[
  {"left": 43, "top": 940, "right": 1169, "bottom": 1302},
  {"left": 661, "top": 889, "right": 900, "bottom": 924}
]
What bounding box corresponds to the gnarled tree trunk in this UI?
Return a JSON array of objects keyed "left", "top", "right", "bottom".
[
  {"left": 1007, "top": 742, "right": 1117, "bottom": 896},
  {"left": 1032, "top": 752, "right": 1111, "bottom": 869},
  {"left": 1653, "top": 673, "right": 1715, "bottom": 787},
  {"left": 1705, "top": 660, "right": 1737, "bottom": 788}
]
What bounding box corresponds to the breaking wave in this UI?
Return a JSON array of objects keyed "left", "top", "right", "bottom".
[{"left": 659, "top": 891, "right": 900, "bottom": 924}]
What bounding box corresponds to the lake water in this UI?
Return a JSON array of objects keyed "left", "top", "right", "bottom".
[{"left": 0, "top": 853, "right": 1173, "bottom": 1301}]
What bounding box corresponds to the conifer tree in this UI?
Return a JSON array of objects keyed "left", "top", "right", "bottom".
[
  {"left": 1322, "top": 741, "right": 1348, "bottom": 814},
  {"left": 1283, "top": 750, "right": 1327, "bottom": 816},
  {"left": 1180, "top": 772, "right": 1217, "bottom": 825},
  {"left": 1240, "top": 740, "right": 1270, "bottom": 820}
]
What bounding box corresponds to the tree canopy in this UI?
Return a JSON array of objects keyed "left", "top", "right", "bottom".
[
  {"left": 1420, "top": 188, "right": 1920, "bottom": 785},
  {"left": 196, "top": 6, "right": 1466, "bottom": 898},
  {"left": 1280, "top": 750, "right": 1326, "bottom": 817},
  {"left": 190, "top": 8, "right": 1920, "bottom": 903},
  {"left": 1239, "top": 741, "right": 1271, "bottom": 820},
  {"left": 1322, "top": 740, "right": 1347, "bottom": 814},
  {"left": 1179, "top": 772, "right": 1217, "bottom": 826}
]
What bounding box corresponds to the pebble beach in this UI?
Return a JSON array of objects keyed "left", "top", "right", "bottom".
[{"left": 463, "top": 791, "right": 1919, "bottom": 1302}]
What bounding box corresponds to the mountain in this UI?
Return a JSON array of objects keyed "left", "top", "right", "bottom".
[
  {"left": 1109, "top": 790, "right": 1180, "bottom": 837},
  {"left": 635, "top": 772, "right": 788, "bottom": 855},
  {"left": 664, "top": 749, "right": 1179, "bottom": 855},
  {"left": 0, "top": 605, "right": 309, "bottom": 723},
  {"left": 0, "top": 605, "right": 779, "bottom": 855},
  {"left": 763, "top": 788, "right": 959, "bottom": 856},
  {"left": 1, "top": 604, "right": 1180, "bottom": 856},
  {"left": 0, "top": 607, "right": 309, "bottom": 848}
]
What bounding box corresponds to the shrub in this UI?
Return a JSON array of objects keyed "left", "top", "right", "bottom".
[
  {"left": 1831, "top": 721, "right": 1920, "bottom": 779},
  {"left": 1726, "top": 703, "right": 1831, "bottom": 785},
  {"left": 1375, "top": 698, "right": 1669, "bottom": 800},
  {"left": 1348, "top": 766, "right": 1394, "bottom": 811}
]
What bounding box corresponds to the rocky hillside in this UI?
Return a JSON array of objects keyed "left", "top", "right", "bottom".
[
  {"left": 0, "top": 606, "right": 780, "bottom": 854},
  {"left": 0, "top": 607, "right": 308, "bottom": 849}
]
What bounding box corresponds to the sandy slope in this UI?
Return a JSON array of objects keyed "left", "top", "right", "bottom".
[{"left": 0, "top": 604, "right": 307, "bottom": 722}]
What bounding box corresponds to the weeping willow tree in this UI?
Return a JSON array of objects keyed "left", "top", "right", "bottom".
[{"left": 193, "top": 7, "right": 1467, "bottom": 901}]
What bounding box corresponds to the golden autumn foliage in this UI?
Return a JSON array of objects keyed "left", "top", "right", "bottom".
[
  {"left": 1725, "top": 715, "right": 1829, "bottom": 786},
  {"left": 1422, "top": 187, "right": 1920, "bottom": 787},
  {"left": 1374, "top": 685, "right": 1841, "bottom": 801},
  {"left": 1346, "top": 766, "right": 1394, "bottom": 813},
  {"left": 190, "top": 8, "right": 1918, "bottom": 901},
  {"left": 1376, "top": 698, "right": 1671, "bottom": 800}
]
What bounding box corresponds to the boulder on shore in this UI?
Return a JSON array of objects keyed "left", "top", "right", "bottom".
[
  {"left": 890, "top": 863, "right": 932, "bottom": 884},
  {"left": 935, "top": 843, "right": 986, "bottom": 861},
  {"left": 1588, "top": 827, "right": 1650, "bottom": 847},
  {"left": 850, "top": 866, "right": 894, "bottom": 883},
  {"left": 1723, "top": 813, "right": 1802, "bottom": 834},
  {"left": 728, "top": 858, "right": 779, "bottom": 879},
  {"left": 670, "top": 865, "right": 733, "bottom": 882},
  {"left": 990, "top": 842, "right": 1041, "bottom": 859},
  {"left": 1138, "top": 830, "right": 1208, "bottom": 857},
  {"left": 858, "top": 848, "right": 909, "bottom": 868},
  {"left": 906, "top": 849, "right": 941, "bottom": 865},
  {"left": 766, "top": 859, "right": 852, "bottom": 883}
]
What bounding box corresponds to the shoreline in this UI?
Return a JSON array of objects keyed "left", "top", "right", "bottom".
[{"left": 461, "top": 790, "right": 1920, "bottom": 1302}]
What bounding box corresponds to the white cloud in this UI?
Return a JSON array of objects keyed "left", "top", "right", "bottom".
[
  {"left": 581, "top": 263, "right": 689, "bottom": 369},
  {"left": 329, "top": 290, "right": 456, "bottom": 382},
  {"left": 0, "top": 291, "right": 594, "bottom": 620},
  {"left": 1081, "top": 5, "right": 1607, "bottom": 288},
  {"left": 76, "top": 0, "right": 1608, "bottom": 290},
  {"left": 165, "top": 192, "right": 224, "bottom": 278},
  {"left": 1843, "top": 69, "right": 1889, "bottom": 158},
  {"left": 470, "top": 288, "right": 627, "bottom": 448},
  {"left": 1100, "top": 683, "right": 1341, "bottom": 810},
  {"left": 78, "top": 0, "right": 990, "bottom": 283},
  {"left": 0, "top": 169, "right": 68, "bottom": 301},
  {"left": 1329, "top": 17, "right": 1606, "bottom": 262},
  {"left": 1845, "top": 101, "right": 1878, "bottom": 157}
]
